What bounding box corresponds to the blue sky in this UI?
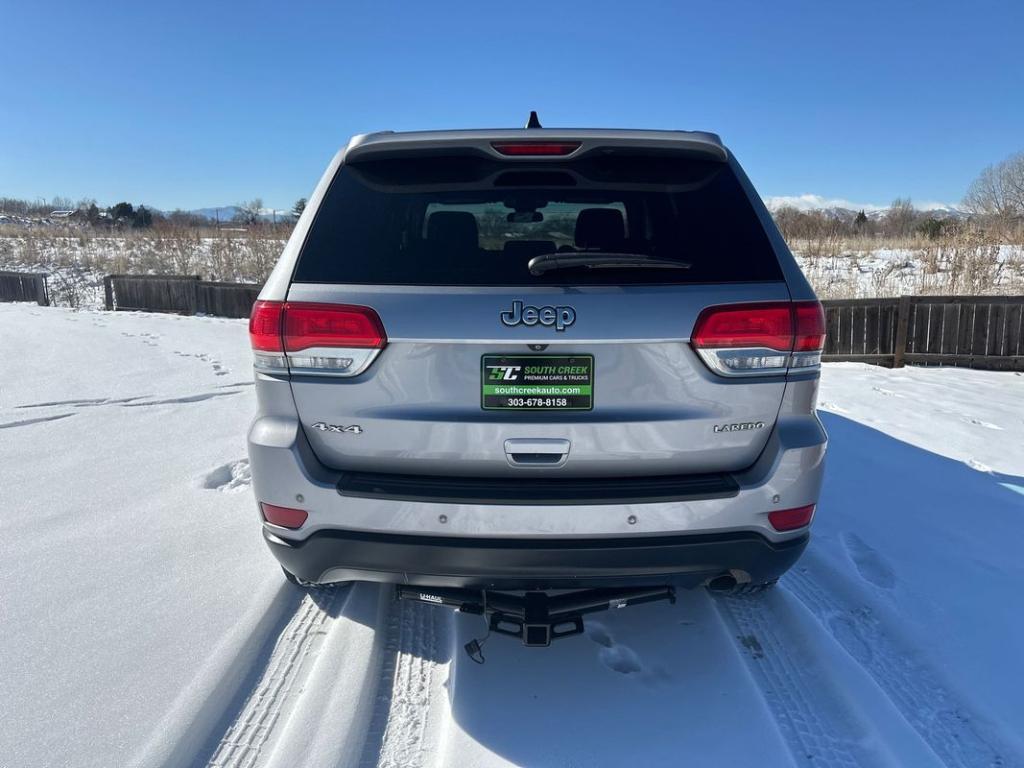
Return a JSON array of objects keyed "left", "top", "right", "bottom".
[{"left": 2, "top": 0, "right": 1022, "bottom": 211}]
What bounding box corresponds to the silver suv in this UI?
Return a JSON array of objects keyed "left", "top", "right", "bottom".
[{"left": 247, "top": 124, "right": 826, "bottom": 600}]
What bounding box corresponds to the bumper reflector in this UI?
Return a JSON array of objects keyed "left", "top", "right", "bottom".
[
  {"left": 260, "top": 502, "right": 308, "bottom": 529},
  {"left": 768, "top": 504, "right": 815, "bottom": 531}
]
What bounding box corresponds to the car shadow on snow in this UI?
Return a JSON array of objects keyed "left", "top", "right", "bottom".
[
  {"left": 433, "top": 413, "right": 1024, "bottom": 767},
  {"left": 814, "top": 412, "right": 1024, "bottom": 582},
  {"left": 177, "top": 415, "right": 1024, "bottom": 768}
]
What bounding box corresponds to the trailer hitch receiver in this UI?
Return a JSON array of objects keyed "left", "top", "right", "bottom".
[{"left": 396, "top": 585, "right": 676, "bottom": 657}]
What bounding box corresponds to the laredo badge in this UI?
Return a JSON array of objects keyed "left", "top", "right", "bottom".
[{"left": 713, "top": 421, "right": 765, "bottom": 433}]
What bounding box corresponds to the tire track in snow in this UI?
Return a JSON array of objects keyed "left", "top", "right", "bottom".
[
  {"left": 0, "top": 412, "right": 75, "bottom": 429},
  {"left": 207, "top": 586, "right": 345, "bottom": 768},
  {"left": 785, "top": 567, "right": 1022, "bottom": 768},
  {"left": 714, "top": 591, "right": 866, "bottom": 768},
  {"left": 359, "top": 598, "right": 451, "bottom": 768}
]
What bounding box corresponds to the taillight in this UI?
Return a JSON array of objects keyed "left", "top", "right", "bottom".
[
  {"left": 248, "top": 300, "right": 387, "bottom": 376},
  {"left": 791, "top": 301, "right": 826, "bottom": 369},
  {"left": 260, "top": 502, "right": 308, "bottom": 529},
  {"left": 491, "top": 141, "right": 581, "bottom": 156},
  {"left": 249, "top": 300, "right": 287, "bottom": 371},
  {"left": 691, "top": 301, "right": 824, "bottom": 376},
  {"left": 768, "top": 504, "right": 815, "bottom": 531}
]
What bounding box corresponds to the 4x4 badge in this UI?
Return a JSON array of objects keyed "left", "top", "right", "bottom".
[
  {"left": 500, "top": 300, "right": 575, "bottom": 332},
  {"left": 311, "top": 422, "right": 363, "bottom": 435}
]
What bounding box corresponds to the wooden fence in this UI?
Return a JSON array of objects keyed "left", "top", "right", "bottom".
[
  {"left": 0, "top": 270, "right": 49, "bottom": 305},
  {"left": 822, "top": 295, "right": 1024, "bottom": 371},
  {"left": 97, "top": 276, "right": 1024, "bottom": 371},
  {"left": 103, "top": 275, "right": 261, "bottom": 319}
]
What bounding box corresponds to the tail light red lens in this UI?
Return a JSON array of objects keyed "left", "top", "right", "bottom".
[
  {"left": 491, "top": 141, "right": 582, "bottom": 156},
  {"left": 248, "top": 301, "right": 387, "bottom": 376},
  {"left": 249, "top": 300, "right": 284, "bottom": 352},
  {"left": 691, "top": 301, "right": 825, "bottom": 376},
  {"left": 768, "top": 504, "right": 816, "bottom": 531},
  {"left": 283, "top": 303, "right": 386, "bottom": 351},
  {"left": 692, "top": 304, "right": 793, "bottom": 351},
  {"left": 793, "top": 301, "right": 826, "bottom": 352},
  {"left": 260, "top": 502, "right": 308, "bottom": 529}
]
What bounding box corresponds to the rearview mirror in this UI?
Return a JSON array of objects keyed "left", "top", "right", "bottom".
[{"left": 507, "top": 211, "right": 543, "bottom": 223}]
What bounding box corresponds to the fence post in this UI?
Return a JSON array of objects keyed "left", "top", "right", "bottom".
[
  {"left": 35, "top": 275, "right": 49, "bottom": 306},
  {"left": 103, "top": 276, "right": 115, "bottom": 310},
  {"left": 187, "top": 276, "right": 200, "bottom": 314},
  {"left": 892, "top": 295, "right": 912, "bottom": 368}
]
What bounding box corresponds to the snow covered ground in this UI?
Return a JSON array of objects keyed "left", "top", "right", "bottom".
[{"left": 1, "top": 303, "right": 1023, "bottom": 768}]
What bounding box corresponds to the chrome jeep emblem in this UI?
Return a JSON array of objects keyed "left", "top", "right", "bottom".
[
  {"left": 311, "top": 422, "right": 363, "bottom": 435},
  {"left": 500, "top": 300, "right": 575, "bottom": 332}
]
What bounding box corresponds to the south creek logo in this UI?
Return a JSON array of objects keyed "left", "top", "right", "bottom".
[{"left": 487, "top": 365, "right": 522, "bottom": 381}]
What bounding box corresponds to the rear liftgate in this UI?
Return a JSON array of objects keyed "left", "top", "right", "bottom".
[{"left": 397, "top": 585, "right": 675, "bottom": 662}]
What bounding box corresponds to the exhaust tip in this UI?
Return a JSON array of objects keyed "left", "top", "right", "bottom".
[{"left": 706, "top": 574, "right": 738, "bottom": 593}]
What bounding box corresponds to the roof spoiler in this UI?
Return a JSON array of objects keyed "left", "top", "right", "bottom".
[{"left": 343, "top": 128, "right": 728, "bottom": 164}]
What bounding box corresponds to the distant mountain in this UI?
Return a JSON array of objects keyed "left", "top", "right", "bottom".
[
  {"left": 188, "top": 206, "right": 289, "bottom": 222},
  {"left": 763, "top": 195, "right": 966, "bottom": 220}
]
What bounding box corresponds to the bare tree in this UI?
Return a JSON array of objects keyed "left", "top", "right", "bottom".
[
  {"left": 964, "top": 152, "right": 1024, "bottom": 225},
  {"left": 885, "top": 197, "right": 916, "bottom": 237},
  {"left": 48, "top": 195, "right": 75, "bottom": 212},
  {"left": 235, "top": 198, "right": 265, "bottom": 225}
]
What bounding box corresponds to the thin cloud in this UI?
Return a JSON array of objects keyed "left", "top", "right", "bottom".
[{"left": 763, "top": 194, "right": 961, "bottom": 213}]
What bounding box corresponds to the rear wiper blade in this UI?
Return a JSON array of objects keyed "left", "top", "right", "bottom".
[{"left": 528, "top": 252, "right": 691, "bottom": 276}]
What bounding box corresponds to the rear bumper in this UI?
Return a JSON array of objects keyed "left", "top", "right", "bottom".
[
  {"left": 248, "top": 411, "right": 826, "bottom": 541},
  {"left": 247, "top": 372, "right": 826, "bottom": 585},
  {"left": 264, "top": 526, "right": 809, "bottom": 589}
]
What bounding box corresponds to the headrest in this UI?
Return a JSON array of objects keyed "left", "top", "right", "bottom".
[
  {"left": 574, "top": 208, "right": 625, "bottom": 250},
  {"left": 426, "top": 211, "right": 479, "bottom": 252}
]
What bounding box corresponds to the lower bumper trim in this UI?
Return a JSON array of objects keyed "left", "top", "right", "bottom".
[
  {"left": 264, "top": 527, "right": 808, "bottom": 590},
  {"left": 337, "top": 469, "right": 739, "bottom": 506}
]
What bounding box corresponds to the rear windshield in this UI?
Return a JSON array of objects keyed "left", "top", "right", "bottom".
[{"left": 294, "top": 152, "right": 783, "bottom": 285}]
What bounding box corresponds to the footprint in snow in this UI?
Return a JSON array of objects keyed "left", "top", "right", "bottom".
[
  {"left": 737, "top": 633, "right": 765, "bottom": 659},
  {"left": 871, "top": 386, "right": 900, "bottom": 397},
  {"left": 964, "top": 417, "right": 1003, "bottom": 430},
  {"left": 966, "top": 458, "right": 992, "bottom": 473},
  {"left": 201, "top": 459, "right": 251, "bottom": 492},
  {"left": 817, "top": 400, "right": 848, "bottom": 414},
  {"left": 586, "top": 621, "right": 644, "bottom": 675},
  {"left": 841, "top": 531, "right": 896, "bottom": 590},
  {"left": 826, "top": 611, "right": 875, "bottom": 664},
  {"left": 173, "top": 350, "right": 228, "bottom": 375}
]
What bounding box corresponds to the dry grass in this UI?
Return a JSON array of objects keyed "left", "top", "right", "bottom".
[
  {"left": 2, "top": 223, "right": 1022, "bottom": 307},
  {"left": 788, "top": 230, "right": 1024, "bottom": 299},
  {"left": 0, "top": 225, "right": 287, "bottom": 306},
  {"left": 0, "top": 225, "right": 285, "bottom": 283}
]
